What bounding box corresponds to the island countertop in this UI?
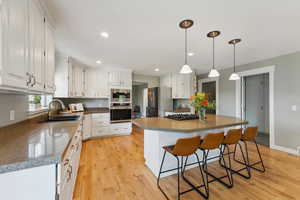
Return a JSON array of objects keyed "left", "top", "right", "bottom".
[{"left": 133, "top": 114, "right": 248, "bottom": 133}]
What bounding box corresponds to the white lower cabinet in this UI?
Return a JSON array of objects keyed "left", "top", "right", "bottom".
[
  {"left": 82, "top": 113, "right": 132, "bottom": 140},
  {"left": 110, "top": 122, "right": 132, "bottom": 135},
  {"left": 59, "top": 123, "right": 82, "bottom": 200},
  {"left": 0, "top": 119, "right": 83, "bottom": 200}
]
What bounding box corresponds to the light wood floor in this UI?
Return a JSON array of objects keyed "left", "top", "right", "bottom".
[{"left": 73, "top": 130, "right": 300, "bottom": 200}]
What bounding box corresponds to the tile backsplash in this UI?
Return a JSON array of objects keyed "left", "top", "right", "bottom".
[
  {"left": 56, "top": 98, "right": 109, "bottom": 109},
  {"left": 173, "top": 99, "right": 191, "bottom": 110}
]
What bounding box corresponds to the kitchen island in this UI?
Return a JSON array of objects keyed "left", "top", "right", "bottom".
[{"left": 133, "top": 114, "right": 248, "bottom": 177}]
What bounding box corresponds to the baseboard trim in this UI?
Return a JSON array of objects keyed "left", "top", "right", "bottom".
[{"left": 270, "top": 145, "right": 299, "bottom": 156}]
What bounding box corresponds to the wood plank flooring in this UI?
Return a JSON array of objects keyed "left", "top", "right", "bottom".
[{"left": 73, "top": 130, "right": 300, "bottom": 200}]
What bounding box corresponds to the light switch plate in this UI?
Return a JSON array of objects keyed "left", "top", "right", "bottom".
[
  {"left": 9, "top": 110, "right": 15, "bottom": 121},
  {"left": 291, "top": 105, "right": 297, "bottom": 112}
]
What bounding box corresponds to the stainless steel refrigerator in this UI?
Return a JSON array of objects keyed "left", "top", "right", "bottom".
[{"left": 146, "top": 87, "right": 159, "bottom": 117}]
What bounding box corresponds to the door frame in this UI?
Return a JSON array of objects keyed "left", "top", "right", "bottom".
[
  {"left": 198, "top": 77, "right": 219, "bottom": 114},
  {"left": 235, "top": 65, "right": 275, "bottom": 148}
]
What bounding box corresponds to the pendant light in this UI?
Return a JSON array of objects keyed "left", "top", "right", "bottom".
[
  {"left": 179, "top": 19, "right": 193, "bottom": 74},
  {"left": 207, "top": 31, "right": 221, "bottom": 77},
  {"left": 228, "top": 39, "right": 241, "bottom": 80}
]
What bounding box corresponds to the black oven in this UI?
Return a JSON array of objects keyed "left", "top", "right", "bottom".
[{"left": 110, "top": 108, "right": 132, "bottom": 122}]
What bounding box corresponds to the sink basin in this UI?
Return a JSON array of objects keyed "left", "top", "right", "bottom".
[{"left": 46, "top": 115, "right": 80, "bottom": 122}]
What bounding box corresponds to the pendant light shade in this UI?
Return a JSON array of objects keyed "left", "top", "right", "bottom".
[
  {"left": 208, "top": 69, "right": 220, "bottom": 77},
  {"left": 229, "top": 72, "right": 240, "bottom": 80},
  {"left": 180, "top": 64, "right": 193, "bottom": 74},
  {"left": 179, "top": 19, "right": 193, "bottom": 74},
  {"left": 228, "top": 38, "right": 242, "bottom": 81},
  {"left": 207, "top": 31, "right": 221, "bottom": 78}
]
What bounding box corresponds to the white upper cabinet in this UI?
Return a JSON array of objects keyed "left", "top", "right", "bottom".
[
  {"left": 72, "top": 64, "right": 84, "bottom": 97},
  {"left": 44, "top": 20, "right": 55, "bottom": 93},
  {"left": 85, "top": 69, "right": 109, "bottom": 98},
  {"left": 55, "top": 57, "right": 110, "bottom": 98},
  {"left": 108, "top": 71, "right": 132, "bottom": 89},
  {"left": 172, "top": 73, "right": 195, "bottom": 99},
  {"left": 0, "top": 0, "right": 56, "bottom": 94},
  {"left": 0, "top": 0, "right": 28, "bottom": 90},
  {"left": 28, "top": 0, "right": 45, "bottom": 92}
]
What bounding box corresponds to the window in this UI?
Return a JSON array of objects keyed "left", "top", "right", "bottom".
[{"left": 28, "top": 95, "right": 53, "bottom": 114}]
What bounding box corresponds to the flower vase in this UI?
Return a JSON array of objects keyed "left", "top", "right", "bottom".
[{"left": 198, "top": 109, "right": 206, "bottom": 121}]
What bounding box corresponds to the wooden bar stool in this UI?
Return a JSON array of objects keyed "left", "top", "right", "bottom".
[
  {"left": 219, "top": 128, "right": 251, "bottom": 180},
  {"left": 197, "top": 132, "right": 233, "bottom": 199},
  {"left": 233, "top": 126, "right": 266, "bottom": 173},
  {"left": 157, "top": 136, "right": 207, "bottom": 200}
]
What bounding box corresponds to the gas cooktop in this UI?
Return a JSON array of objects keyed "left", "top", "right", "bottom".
[{"left": 165, "top": 114, "right": 199, "bottom": 121}]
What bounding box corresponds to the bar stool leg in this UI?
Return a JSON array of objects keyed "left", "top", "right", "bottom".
[
  {"left": 181, "top": 154, "right": 209, "bottom": 199},
  {"left": 253, "top": 141, "right": 266, "bottom": 172},
  {"left": 221, "top": 143, "right": 251, "bottom": 179},
  {"left": 176, "top": 156, "right": 180, "bottom": 200},
  {"left": 202, "top": 149, "right": 233, "bottom": 189},
  {"left": 157, "top": 150, "right": 170, "bottom": 199},
  {"left": 234, "top": 141, "right": 265, "bottom": 173}
]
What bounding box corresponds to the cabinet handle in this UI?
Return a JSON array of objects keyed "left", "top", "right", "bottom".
[
  {"left": 26, "top": 73, "right": 31, "bottom": 86},
  {"left": 31, "top": 76, "right": 36, "bottom": 87},
  {"left": 67, "top": 165, "right": 73, "bottom": 182},
  {"left": 63, "top": 159, "right": 70, "bottom": 166}
]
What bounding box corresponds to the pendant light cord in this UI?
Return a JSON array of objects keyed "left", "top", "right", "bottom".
[
  {"left": 233, "top": 44, "right": 236, "bottom": 72},
  {"left": 185, "top": 29, "right": 187, "bottom": 65},
  {"left": 212, "top": 37, "right": 215, "bottom": 69}
]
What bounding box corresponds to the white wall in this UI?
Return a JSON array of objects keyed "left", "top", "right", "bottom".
[
  {"left": 198, "top": 51, "right": 300, "bottom": 150},
  {"left": 0, "top": 94, "right": 28, "bottom": 127}
]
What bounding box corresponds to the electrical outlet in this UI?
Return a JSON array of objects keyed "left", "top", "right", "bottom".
[
  {"left": 291, "top": 105, "right": 297, "bottom": 112},
  {"left": 9, "top": 110, "right": 15, "bottom": 121},
  {"left": 297, "top": 146, "right": 300, "bottom": 155}
]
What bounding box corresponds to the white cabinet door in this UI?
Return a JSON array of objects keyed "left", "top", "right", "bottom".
[
  {"left": 109, "top": 71, "right": 121, "bottom": 87},
  {"left": 96, "top": 70, "right": 109, "bottom": 97},
  {"left": 44, "top": 20, "right": 55, "bottom": 93},
  {"left": 72, "top": 65, "right": 84, "bottom": 97},
  {"left": 121, "top": 71, "right": 132, "bottom": 88},
  {"left": 28, "top": 0, "right": 45, "bottom": 92},
  {"left": 0, "top": 0, "right": 28, "bottom": 89}
]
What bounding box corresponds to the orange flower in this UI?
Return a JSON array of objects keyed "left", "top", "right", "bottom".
[{"left": 201, "top": 100, "right": 209, "bottom": 106}]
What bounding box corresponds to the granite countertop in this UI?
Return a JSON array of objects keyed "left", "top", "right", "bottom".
[
  {"left": 84, "top": 107, "right": 109, "bottom": 114},
  {"left": 0, "top": 113, "right": 82, "bottom": 174},
  {"left": 133, "top": 114, "right": 248, "bottom": 133}
]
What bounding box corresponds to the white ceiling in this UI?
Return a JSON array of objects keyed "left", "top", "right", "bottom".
[{"left": 45, "top": 0, "right": 300, "bottom": 76}]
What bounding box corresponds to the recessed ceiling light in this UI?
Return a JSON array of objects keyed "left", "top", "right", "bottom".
[
  {"left": 154, "top": 68, "right": 160, "bottom": 72},
  {"left": 96, "top": 60, "right": 102, "bottom": 64},
  {"left": 188, "top": 52, "right": 195, "bottom": 56},
  {"left": 100, "top": 32, "right": 109, "bottom": 38}
]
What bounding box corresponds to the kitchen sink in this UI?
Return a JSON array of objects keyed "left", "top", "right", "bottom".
[{"left": 44, "top": 115, "right": 80, "bottom": 122}]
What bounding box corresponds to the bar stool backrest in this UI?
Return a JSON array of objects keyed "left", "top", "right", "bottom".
[
  {"left": 243, "top": 126, "right": 258, "bottom": 141},
  {"left": 199, "top": 132, "right": 224, "bottom": 150},
  {"left": 172, "top": 136, "right": 201, "bottom": 156},
  {"left": 223, "top": 128, "right": 242, "bottom": 144}
]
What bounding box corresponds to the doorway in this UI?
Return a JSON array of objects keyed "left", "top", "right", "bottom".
[
  {"left": 236, "top": 66, "right": 275, "bottom": 148},
  {"left": 132, "top": 82, "right": 148, "bottom": 118},
  {"left": 244, "top": 74, "right": 270, "bottom": 146}
]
